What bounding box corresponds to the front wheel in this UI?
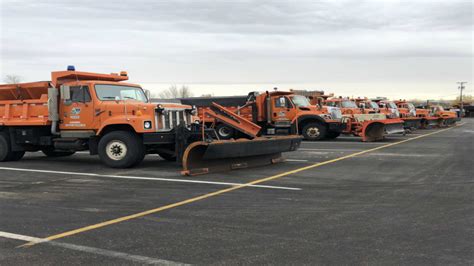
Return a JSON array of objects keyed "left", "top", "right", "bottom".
[
  {"left": 98, "top": 131, "right": 145, "bottom": 168},
  {"left": 215, "top": 124, "right": 235, "bottom": 140},
  {"left": 302, "top": 122, "right": 327, "bottom": 141}
]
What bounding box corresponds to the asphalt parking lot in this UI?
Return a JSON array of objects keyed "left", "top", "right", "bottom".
[{"left": 0, "top": 119, "right": 472, "bottom": 265}]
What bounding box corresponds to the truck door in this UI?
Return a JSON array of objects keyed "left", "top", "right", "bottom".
[
  {"left": 60, "top": 85, "right": 95, "bottom": 130},
  {"left": 271, "top": 96, "right": 295, "bottom": 125}
]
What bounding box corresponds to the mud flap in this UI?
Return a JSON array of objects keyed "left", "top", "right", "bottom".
[{"left": 181, "top": 136, "right": 302, "bottom": 176}]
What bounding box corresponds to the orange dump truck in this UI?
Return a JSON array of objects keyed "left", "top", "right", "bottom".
[
  {"left": 178, "top": 91, "right": 346, "bottom": 141},
  {"left": 0, "top": 67, "right": 301, "bottom": 175}
]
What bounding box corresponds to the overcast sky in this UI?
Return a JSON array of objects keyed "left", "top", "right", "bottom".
[{"left": 0, "top": 0, "right": 472, "bottom": 99}]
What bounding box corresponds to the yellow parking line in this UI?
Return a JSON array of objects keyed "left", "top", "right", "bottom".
[{"left": 21, "top": 124, "right": 463, "bottom": 247}]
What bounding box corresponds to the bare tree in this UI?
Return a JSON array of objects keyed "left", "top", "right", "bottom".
[
  {"left": 158, "top": 85, "right": 193, "bottom": 98},
  {"left": 3, "top": 74, "right": 22, "bottom": 84},
  {"left": 452, "top": 95, "right": 473, "bottom": 105}
]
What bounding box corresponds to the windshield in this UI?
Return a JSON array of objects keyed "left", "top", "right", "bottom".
[
  {"left": 387, "top": 102, "right": 398, "bottom": 109},
  {"left": 325, "top": 101, "right": 338, "bottom": 107},
  {"left": 341, "top": 101, "right": 357, "bottom": 108},
  {"left": 95, "top": 84, "right": 147, "bottom": 103},
  {"left": 369, "top": 102, "right": 379, "bottom": 109},
  {"left": 291, "top": 95, "right": 311, "bottom": 107}
]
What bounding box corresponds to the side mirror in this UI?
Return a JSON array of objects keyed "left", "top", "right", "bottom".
[
  {"left": 145, "top": 89, "right": 151, "bottom": 102},
  {"left": 60, "top": 85, "right": 71, "bottom": 100},
  {"left": 115, "top": 96, "right": 121, "bottom": 102},
  {"left": 317, "top": 97, "right": 323, "bottom": 108}
]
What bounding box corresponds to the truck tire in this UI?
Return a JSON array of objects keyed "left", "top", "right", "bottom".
[
  {"left": 0, "top": 133, "right": 11, "bottom": 161},
  {"left": 0, "top": 132, "right": 25, "bottom": 162},
  {"left": 98, "top": 131, "right": 145, "bottom": 168},
  {"left": 215, "top": 124, "right": 235, "bottom": 140},
  {"left": 302, "top": 122, "right": 327, "bottom": 141},
  {"left": 42, "top": 148, "right": 76, "bottom": 157},
  {"left": 326, "top": 131, "right": 340, "bottom": 140},
  {"left": 9, "top": 151, "right": 25, "bottom": 161}
]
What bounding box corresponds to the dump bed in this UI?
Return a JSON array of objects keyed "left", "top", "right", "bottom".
[
  {"left": 179, "top": 96, "right": 248, "bottom": 107},
  {"left": 0, "top": 81, "right": 51, "bottom": 126}
]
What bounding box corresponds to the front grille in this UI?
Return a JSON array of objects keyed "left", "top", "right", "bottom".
[{"left": 156, "top": 109, "right": 192, "bottom": 131}]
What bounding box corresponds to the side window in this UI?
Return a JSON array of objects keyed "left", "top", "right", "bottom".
[
  {"left": 70, "top": 86, "right": 91, "bottom": 103},
  {"left": 274, "top": 97, "right": 292, "bottom": 108}
]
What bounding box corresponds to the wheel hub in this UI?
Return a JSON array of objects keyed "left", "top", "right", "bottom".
[
  {"left": 307, "top": 127, "right": 320, "bottom": 137},
  {"left": 106, "top": 141, "right": 128, "bottom": 161},
  {"left": 218, "top": 127, "right": 231, "bottom": 137}
]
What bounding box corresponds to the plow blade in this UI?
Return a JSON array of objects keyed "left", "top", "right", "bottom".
[
  {"left": 182, "top": 136, "right": 302, "bottom": 176},
  {"left": 361, "top": 119, "right": 405, "bottom": 142}
]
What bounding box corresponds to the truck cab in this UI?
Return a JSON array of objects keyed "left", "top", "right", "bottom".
[
  {"left": 353, "top": 98, "right": 381, "bottom": 114},
  {"left": 374, "top": 100, "right": 401, "bottom": 119},
  {"left": 325, "top": 98, "right": 364, "bottom": 115},
  {"left": 395, "top": 101, "right": 417, "bottom": 118}
]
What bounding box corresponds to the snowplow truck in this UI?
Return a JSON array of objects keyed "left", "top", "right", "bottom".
[
  {"left": 396, "top": 101, "right": 440, "bottom": 129},
  {"left": 0, "top": 67, "right": 301, "bottom": 176},
  {"left": 392, "top": 100, "right": 424, "bottom": 129},
  {"left": 178, "top": 91, "right": 346, "bottom": 141},
  {"left": 429, "top": 105, "right": 458, "bottom": 127},
  {"left": 324, "top": 98, "right": 405, "bottom": 142},
  {"left": 400, "top": 102, "right": 457, "bottom": 129},
  {"left": 371, "top": 99, "right": 422, "bottom": 130}
]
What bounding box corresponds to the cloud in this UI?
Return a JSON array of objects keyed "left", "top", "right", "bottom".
[{"left": 0, "top": 0, "right": 472, "bottom": 97}]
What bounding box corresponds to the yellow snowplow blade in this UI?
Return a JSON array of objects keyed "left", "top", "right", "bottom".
[{"left": 181, "top": 136, "right": 302, "bottom": 176}]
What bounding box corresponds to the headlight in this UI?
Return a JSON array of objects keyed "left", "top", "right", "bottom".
[{"left": 144, "top": 121, "right": 152, "bottom": 129}]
